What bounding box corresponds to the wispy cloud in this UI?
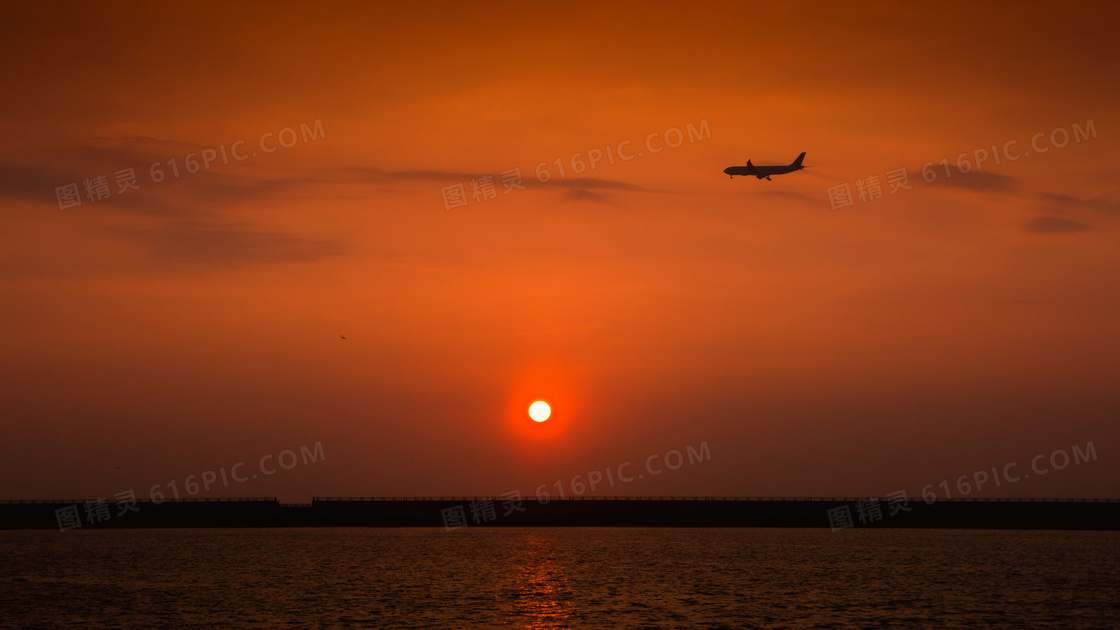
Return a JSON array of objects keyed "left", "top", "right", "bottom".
[
  {"left": 749, "top": 189, "right": 813, "bottom": 202},
  {"left": 563, "top": 189, "right": 610, "bottom": 203},
  {"left": 909, "top": 169, "right": 1020, "bottom": 193},
  {"left": 1025, "top": 216, "right": 1091, "bottom": 234},
  {"left": 340, "top": 167, "right": 487, "bottom": 183},
  {"left": 334, "top": 167, "right": 658, "bottom": 193},
  {"left": 1, "top": 136, "right": 662, "bottom": 215},
  {"left": 1038, "top": 192, "right": 1120, "bottom": 216},
  {"left": 0, "top": 162, "right": 86, "bottom": 201},
  {"left": 114, "top": 222, "right": 342, "bottom": 268},
  {"left": 545, "top": 177, "right": 656, "bottom": 192}
]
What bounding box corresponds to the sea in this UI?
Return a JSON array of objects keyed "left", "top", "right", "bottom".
[{"left": 2, "top": 528, "right": 1117, "bottom": 629}]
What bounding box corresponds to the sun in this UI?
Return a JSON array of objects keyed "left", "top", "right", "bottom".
[{"left": 528, "top": 401, "right": 551, "bottom": 422}]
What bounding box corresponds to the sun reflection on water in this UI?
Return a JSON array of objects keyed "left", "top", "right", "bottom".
[{"left": 507, "top": 532, "right": 571, "bottom": 629}]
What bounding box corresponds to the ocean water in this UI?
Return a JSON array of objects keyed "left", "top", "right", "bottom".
[{"left": 1, "top": 528, "right": 1117, "bottom": 629}]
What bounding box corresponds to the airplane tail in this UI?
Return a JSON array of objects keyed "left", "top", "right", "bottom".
[{"left": 791, "top": 152, "right": 806, "bottom": 167}]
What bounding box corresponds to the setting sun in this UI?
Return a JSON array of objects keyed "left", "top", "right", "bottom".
[{"left": 528, "top": 401, "right": 551, "bottom": 422}]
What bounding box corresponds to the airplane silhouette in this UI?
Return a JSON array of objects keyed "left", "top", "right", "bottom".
[{"left": 724, "top": 152, "right": 806, "bottom": 180}]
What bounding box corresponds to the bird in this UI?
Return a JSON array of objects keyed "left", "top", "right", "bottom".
[{"left": 340, "top": 335, "right": 347, "bottom": 340}]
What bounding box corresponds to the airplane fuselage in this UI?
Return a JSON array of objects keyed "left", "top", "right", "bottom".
[
  {"left": 724, "top": 152, "right": 806, "bottom": 180},
  {"left": 723, "top": 164, "right": 802, "bottom": 178}
]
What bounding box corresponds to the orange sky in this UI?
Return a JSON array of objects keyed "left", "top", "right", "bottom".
[{"left": 1, "top": 2, "right": 1118, "bottom": 501}]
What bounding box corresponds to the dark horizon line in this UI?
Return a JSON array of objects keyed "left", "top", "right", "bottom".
[
  {"left": 4, "top": 496, "right": 1118, "bottom": 504},
  {"left": 7, "top": 497, "right": 1119, "bottom": 531}
]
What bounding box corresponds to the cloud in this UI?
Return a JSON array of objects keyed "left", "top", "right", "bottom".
[
  {"left": 70, "top": 141, "right": 176, "bottom": 169},
  {"left": 1038, "top": 192, "right": 1120, "bottom": 216},
  {"left": 546, "top": 177, "right": 655, "bottom": 192},
  {"left": 2, "top": 129, "right": 661, "bottom": 207},
  {"left": 909, "top": 169, "right": 1020, "bottom": 193},
  {"left": 749, "top": 189, "right": 813, "bottom": 202},
  {"left": 342, "top": 167, "right": 487, "bottom": 183},
  {"left": 1025, "top": 216, "right": 1091, "bottom": 234},
  {"left": 337, "top": 167, "right": 656, "bottom": 192},
  {"left": 0, "top": 140, "right": 262, "bottom": 212},
  {"left": 0, "top": 158, "right": 321, "bottom": 216},
  {"left": 0, "top": 162, "right": 86, "bottom": 202},
  {"left": 186, "top": 172, "right": 320, "bottom": 203},
  {"left": 1, "top": 140, "right": 661, "bottom": 219},
  {"left": 115, "top": 222, "right": 342, "bottom": 268},
  {"left": 0, "top": 134, "right": 220, "bottom": 201},
  {"left": 563, "top": 189, "right": 609, "bottom": 203}
]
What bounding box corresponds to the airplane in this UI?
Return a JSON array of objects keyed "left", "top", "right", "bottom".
[{"left": 724, "top": 152, "right": 806, "bottom": 180}]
